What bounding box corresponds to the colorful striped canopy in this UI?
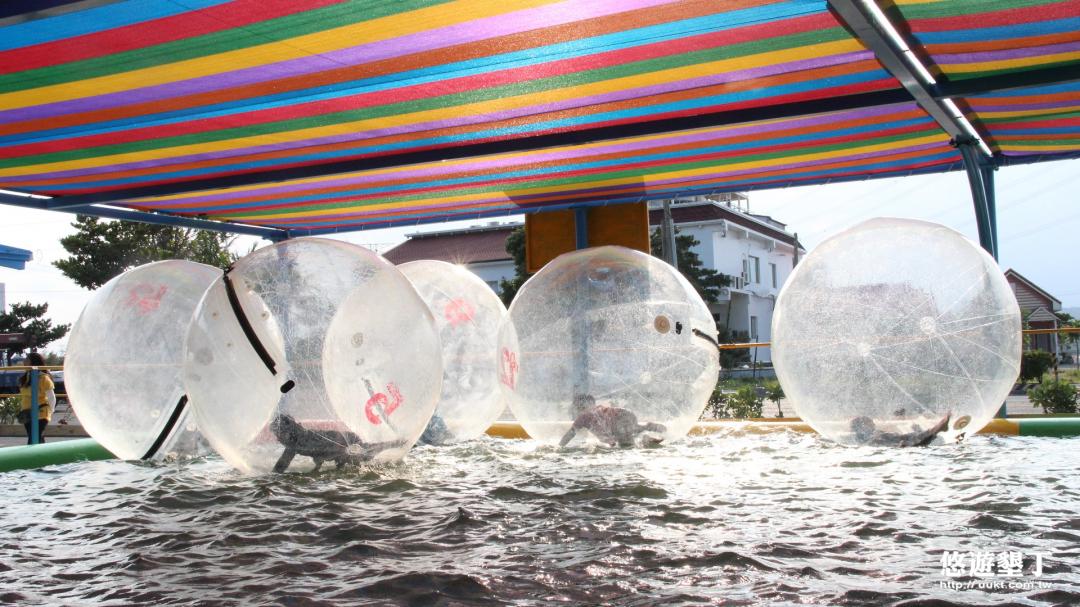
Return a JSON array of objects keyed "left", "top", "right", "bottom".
[
  {"left": 895, "top": 0, "right": 1080, "bottom": 159},
  {"left": 0, "top": 0, "right": 1078, "bottom": 237}
]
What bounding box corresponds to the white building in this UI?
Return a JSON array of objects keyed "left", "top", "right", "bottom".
[
  {"left": 648, "top": 194, "right": 803, "bottom": 362},
  {"left": 383, "top": 194, "right": 804, "bottom": 362}
]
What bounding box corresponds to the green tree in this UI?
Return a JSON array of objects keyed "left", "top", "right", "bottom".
[
  {"left": 1057, "top": 313, "right": 1079, "bottom": 365},
  {"left": 764, "top": 380, "right": 785, "bottom": 417},
  {"left": 498, "top": 226, "right": 531, "bottom": 306},
  {"left": 649, "top": 227, "right": 731, "bottom": 305},
  {"left": 54, "top": 215, "right": 238, "bottom": 289},
  {"left": 1028, "top": 379, "right": 1078, "bottom": 414},
  {"left": 0, "top": 302, "right": 70, "bottom": 365}
]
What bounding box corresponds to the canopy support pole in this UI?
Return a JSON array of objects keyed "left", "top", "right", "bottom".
[
  {"left": 571, "top": 207, "right": 590, "bottom": 404},
  {"left": 574, "top": 207, "right": 589, "bottom": 250},
  {"left": 955, "top": 138, "right": 998, "bottom": 260},
  {"left": 660, "top": 200, "right": 678, "bottom": 269}
]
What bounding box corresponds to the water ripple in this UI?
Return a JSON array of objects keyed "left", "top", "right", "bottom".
[{"left": 0, "top": 433, "right": 1078, "bottom": 605}]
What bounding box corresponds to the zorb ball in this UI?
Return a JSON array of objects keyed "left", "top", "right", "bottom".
[
  {"left": 772, "top": 218, "right": 1021, "bottom": 446},
  {"left": 497, "top": 246, "right": 719, "bottom": 445},
  {"left": 182, "top": 238, "right": 442, "bottom": 474},
  {"left": 399, "top": 260, "right": 507, "bottom": 444},
  {"left": 66, "top": 260, "right": 219, "bottom": 461}
]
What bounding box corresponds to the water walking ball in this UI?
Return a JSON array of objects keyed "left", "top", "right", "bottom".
[
  {"left": 497, "top": 246, "right": 720, "bottom": 446},
  {"left": 771, "top": 218, "right": 1021, "bottom": 446},
  {"left": 65, "top": 260, "right": 220, "bottom": 461},
  {"left": 399, "top": 260, "right": 508, "bottom": 444},
  {"left": 182, "top": 238, "right": 442, "bottom": 473}
]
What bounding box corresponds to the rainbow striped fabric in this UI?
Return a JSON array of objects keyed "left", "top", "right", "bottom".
[
  {"left": 0, "top": 0, "right": 1076, "bottom": 231},
  {"left": 896, "top": 0, "right": 1080, "bottom": 158},
  {"left": 129, "top": 102, "right": 959, "bottom": 231}
]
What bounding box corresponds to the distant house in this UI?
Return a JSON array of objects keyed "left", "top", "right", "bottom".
[
  {"left": 1004, "top": 269, "right": 1063, "bottom": 355},
  {"left": 649, "top": 195, "right": 804, "bottom": 362},
  {"left": 382, "top": 194, "right": 804, "bottom": 362},
  {"left": 382, "top": 223, "right": 517, "bottom": 293}
]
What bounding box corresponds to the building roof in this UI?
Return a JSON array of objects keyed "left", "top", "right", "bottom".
[
  {"left": 385, "top": 201, "right": 802, "bottom": 263},
  {"left": 1025, "top": 306, "right": 1061, "bottom": 323},
  {"left": 383, "top": 226, "right": 517, "bottom": 265},
  {"left": 0, "top": 244, "right": 33, "bottom": 270},
  {"left": 648, "top": 203, "right": 801, "bottom": 248},
  {"left": 1004, "top": 269, "right": 1062, "bottom": 308}
]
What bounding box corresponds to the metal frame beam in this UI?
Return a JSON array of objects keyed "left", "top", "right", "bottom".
[
  {"left": 830, "top": 0, "right": 1002, "bottom": 260},
  {"left": 1, "top": 194, "right": 288, "bottom": 241},
  {"left": 829, "top": 0, "right": 976, "bottom": 143}
]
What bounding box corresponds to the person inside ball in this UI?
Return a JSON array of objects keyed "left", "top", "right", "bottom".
[
  {"left": 559, "top": 394, "right": 666, "bottom": 448},
  {"left": 849, "top": 413, "right": 951, "bottom": 447}
]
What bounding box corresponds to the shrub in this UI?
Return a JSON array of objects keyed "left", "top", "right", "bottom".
[
  {"left": 1020, "top": 351, "right": 1054, "bottom": 383},
  {"left": 1028, "top": 380, "right": 1078, "bottom": 414},
  {"left": 703, "top": 384, "right": 728, "bottom": 419},
  {"left": 0, "top": 396, "right": 20, "bottom": 425},
  {"left": 726, "top": 385, "right": 764, "bottom": 419}
]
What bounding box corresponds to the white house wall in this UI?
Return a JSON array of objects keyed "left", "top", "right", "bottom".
[
  {"left": 465, "top": 260, "right": 515, "bottom": 293},
  {"left": 677, "top": 218, "right": 799, "bottom": 363}
]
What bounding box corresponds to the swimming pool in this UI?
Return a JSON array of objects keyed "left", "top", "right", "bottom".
[{"left": 2, "top": 431, "right": 1078, "bottom": 606}]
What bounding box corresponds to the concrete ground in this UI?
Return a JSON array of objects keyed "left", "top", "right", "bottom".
[{"left": 0, "top": 435, "right": 83, "bottom": 448}]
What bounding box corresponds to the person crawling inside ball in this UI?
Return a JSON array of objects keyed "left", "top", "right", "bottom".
[
  {"left": 850, "top": 414, "right": 950, "bottom": 447},
  {"left": 558, "top": 394, "right": 667, "bottom": 448},
  {"left": 270, "top": 413, "right": 405, "bottom": 473}
]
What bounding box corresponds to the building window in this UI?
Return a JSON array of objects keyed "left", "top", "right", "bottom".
[
  {"left": 750, "top": 316, "right": 758, "bottom": 341},
  {"left": 770, "top": 262, "right": 777, "bottom": 288},
  {"left": 748, "top": 255, "right": 760, "bottom": 284},
  {"left": 486, "top": 280, "right": 500, "bottom": 293}
]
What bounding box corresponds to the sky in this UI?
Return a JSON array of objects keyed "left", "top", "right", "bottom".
[{"left": 1, "top": 158, "right": 1078, "bottom": 353}]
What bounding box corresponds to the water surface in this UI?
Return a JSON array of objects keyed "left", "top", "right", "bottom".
[{"left": 2, "top": 432, "right": 1078, "bottom": 606}]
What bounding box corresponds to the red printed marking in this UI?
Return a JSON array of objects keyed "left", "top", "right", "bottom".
[
  {"left": 499, "top": 348, "right": 518, "bottom": 389},
  {"left": 364, "top": 382, "right": 403, "bottom": 425},
  {"left": 126, "top": 284, "right": 168, "bottom": 314},
  {"left": 443, "top": 298, "right": 475, "bottom": 326}
]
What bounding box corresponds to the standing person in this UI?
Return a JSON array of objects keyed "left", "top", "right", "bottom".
[{"left": 17, "top": 352, "right": 56, "bottom": 445}]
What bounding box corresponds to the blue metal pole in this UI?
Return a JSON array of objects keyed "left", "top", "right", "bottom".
[
  {"left": 981, "top": 163, "right": 998, "bottom": 259},
  {"left": 29, "top": 368, "right": 39, "bottom": 445},
  {"left": 955, "top": 139, "right": 997, "bottom": 261},
  {"left": 574, "top": 207, "right": 589, "bottom": 250},
  {"left": 571, "top": 207, "right": 590, "bottom": 399}
]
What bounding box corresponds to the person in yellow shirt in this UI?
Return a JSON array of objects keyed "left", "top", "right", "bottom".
[{"left": 17, "top": 352, "right": 56, "bottom": 445}]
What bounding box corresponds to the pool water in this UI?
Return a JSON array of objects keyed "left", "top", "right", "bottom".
[{"left": 2, "top": 432, "right": 1078, "bottom": 606}]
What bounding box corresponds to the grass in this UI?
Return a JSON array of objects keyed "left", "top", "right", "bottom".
[{"left": 1050, "top": 368, "right": 1080, "bottom": 384}]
